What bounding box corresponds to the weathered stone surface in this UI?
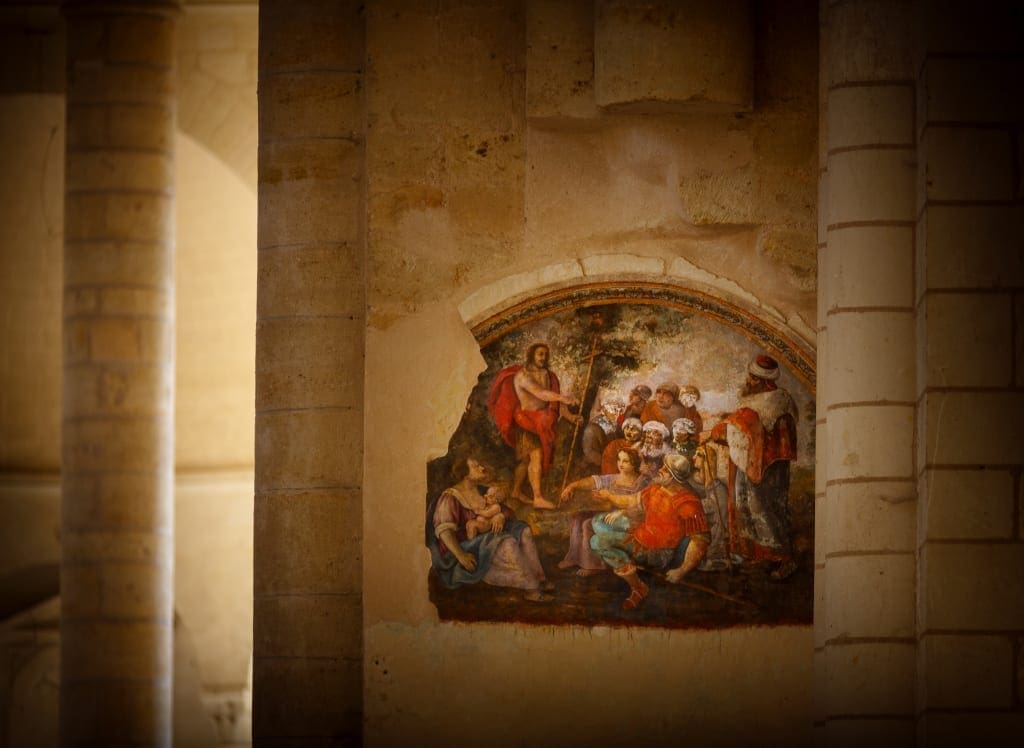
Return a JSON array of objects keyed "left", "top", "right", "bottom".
[
  {"left": 254, "top": 489, "right": 362, "bottom": 597},
  {"left": 594, "top": 0, "right": 753, "bottom": 112},
  {"left": 921, "top": 469, "right": 1016, "bottom": 540},
  {"left": 921, "top": 543, "right": 1024, "bottom": 630}
]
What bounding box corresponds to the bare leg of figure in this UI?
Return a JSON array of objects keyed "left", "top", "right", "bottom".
[
  {"left": 518, "top": 528, "right": 554, "bottom": 591},
  {"left": 529, "top": 449, "right": 555, "bottom": 509},
  {"left": 512, "top": 458, "right": 531, "bottom": 504}
]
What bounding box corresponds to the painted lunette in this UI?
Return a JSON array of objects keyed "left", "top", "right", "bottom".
[{"left": 470, "top": 282, "right": 816, "bottom": 393}]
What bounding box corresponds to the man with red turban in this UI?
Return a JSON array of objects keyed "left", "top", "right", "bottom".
[{"left": 709, "top": 354, "right": 799, "bottom": 581}]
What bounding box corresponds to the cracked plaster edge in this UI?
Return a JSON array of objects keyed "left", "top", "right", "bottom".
[{"left": 458, "top": 252, "right": 816, "bottom": 354}]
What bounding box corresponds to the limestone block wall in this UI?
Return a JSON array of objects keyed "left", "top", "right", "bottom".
[
  {"left": 914, "top": 1, "right": 1024, "bottom": 743},
  {"left": 593, "top": 0, "right": 754, "bottom": 113},
  {"left": 349, "top": 1, "right": 818, "bottom": 746}
]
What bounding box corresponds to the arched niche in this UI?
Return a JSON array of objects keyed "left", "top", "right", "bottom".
[{"left": 426, "top": 271, "right": 816, "bottom": 630}]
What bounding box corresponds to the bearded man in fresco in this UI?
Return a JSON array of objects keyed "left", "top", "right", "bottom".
[
  {"left": 708, "top": 354, "right": 799, "bottom": 581},
  {"left": 488, "top": 342, "right": 579, "bottom": 509}
]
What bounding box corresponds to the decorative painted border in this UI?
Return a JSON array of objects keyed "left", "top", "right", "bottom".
[{"left": 470, "top": 281, "right": 816, "bottom": 392}]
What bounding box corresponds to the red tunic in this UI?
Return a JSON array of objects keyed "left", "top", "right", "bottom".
[
  {"left": 487, "top": 365, "right": 561, "bottom": 472},
  {"left": 631, "top": 483, "right": 708, "bottom": 551}
]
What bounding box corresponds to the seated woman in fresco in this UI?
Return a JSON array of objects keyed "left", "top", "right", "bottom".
[
  {"left": 427, "top": 455, "right": 554, "bottom": 602},
  {"left": 557, "top": 447, "right": 649, "bottom": 577}
]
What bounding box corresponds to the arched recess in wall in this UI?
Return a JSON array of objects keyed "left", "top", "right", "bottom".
[
  {"left": 457, "top": 253, "right": 815, "bottom": 385},
  {"left": 424, "top": 256, "right": 816, "bottom": 629}
]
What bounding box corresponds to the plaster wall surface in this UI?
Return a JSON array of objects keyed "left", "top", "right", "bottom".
[{"left": 361, "top": 1, "right": 818, "bottom": 745}]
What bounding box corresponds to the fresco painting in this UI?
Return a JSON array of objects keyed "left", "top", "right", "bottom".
[{"left": 426, "top": 287, "right": 815, "bottom": 629}]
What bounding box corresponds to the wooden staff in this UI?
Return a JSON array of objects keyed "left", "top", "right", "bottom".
[
  {"left": 649, "top": 569, "right": 758, "bottom": 609},
  {"left": 558, "top": 331, "right": 601, "bottom": 503}
]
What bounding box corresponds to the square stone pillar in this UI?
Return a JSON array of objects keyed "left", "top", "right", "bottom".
[{"left": 254, "top": 1, "right": 366, "bottom": 744}]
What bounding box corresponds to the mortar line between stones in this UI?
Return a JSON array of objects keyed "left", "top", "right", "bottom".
[
  {"left": 918, "top": 706, "right": 1022, "bottom": 716},
  {"left": 62, "top": 361, "right": 166, "bottom": 372},
  {"left": 827, "top": 143, "right": 915, "bottom": 156},
  {"left": 254, "top": 485, "right": 361, "bottom": 494},
  {"left": 65, "top": 236, "right": 171, "bottom": 245},
  {"left": 257, "top": 314, "right": 359, "bottom": 322},
  {"left": 64, "top": 524, "right": 173, "bottom": 536},
  {"left": 826, "top": 400, "right": 915, "bottom": 410},
  {"left": 827, "top": 220, "right": 916, "bottom": 231},
  {"left": 62, "top": 557, "right": 171, "bottom": 568},
  {"left": 66, "top": 95, "right": 173, "bottom": 107},
  {"left": 926, "top": 198, "right": 1024, "bottom": 208},
  {"left": 65, "top": 282, "right": 169, "bottom": 292},
  {"left": 921, "top": 121, "right": 1020, "bottom": 133},
  {"left": 916, "top": 387, "right": 1024, "bottom": 405},
  {"left": 920, "top": 463, "right": 1023, "bottom": 474},
  {"left": 61, "top": 675, "right": 172, "bottom": 687},
  {"left": 826, "top": 305, "right": 914, "bottom": 314},
  {"left": 824, "top": 550, "right": 915, "bottom": 559},
  {"left": 827, "top": 79, "right": 915, "bottom": 92},
  {"left": 1013, "top": 469, "right": 1021, "bottom": 541},
  {"left": 258, "top": 67, "right": 363, "bottom": 79},
  {"left": 255, "top": 405, "right": 357, "bottom": 415},
  {"left": 919, "top": 288, "right": 1024, "bottom": 298},
  {"left": 65, "top": 237, "right": 170, "bottom": 247},
  {"left": 920, "top": 628, "right": 1024, "bottom": 637},
  {"left": 826, "top": 476, "right": 915, "bottom": 486},
  {"left": 62, "top": 414, "right": 169, "bottom": 424},
  {"left": 61, "top": 616, "right": 172, "bottom": 627},
  {"left": 253, "top": 591, "right": 360, "bottom": 599},
  {"left": 926, "top": 51, "right": 1024, "bottom": 62},
  {"left": 920, "top": 538, "right": 1022, "bottom": 546},
  {"left": 824, "top": 636, "right": 916, "bottom": 646},
  {"left": 66, "top": 188, "right": 173, "bottom": 198},
  {"left": 62, "top": 468, "right": 170, "bottom": 477},
  {"left": 252, "top": 655, "right": 361, "bottom": 662},
  {"left": 69, "top": 97, "right": 172, "bottom": 109},
  {"left": 63, "top": 312, "right": 166, "bottom": 322},
  {"left": 67, "top": 146, "right": 172, "bottom": 156},
  {"left": 823, "top": 714, "right": 915, "bottom": 722},
  {"left": 257, "top": 240, "right": 353, "bottom": 252},
  {"left": 262, "top": 134, "right": 361, "bottom": 145}
]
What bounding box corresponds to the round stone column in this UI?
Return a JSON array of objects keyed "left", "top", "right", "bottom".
[
  {"left": 60, "top": 2, "right": 179, "bottom": 745},
  {"left": 819, "top": 0, "right": 918, "bottom": 743}
]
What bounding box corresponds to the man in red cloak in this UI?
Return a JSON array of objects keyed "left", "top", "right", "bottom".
[
  {"left": 488, "top": 343, "right": 579, "bottom": 509},
  {"left": 709, "top": 354, "right": 799, "bottom": 581}
]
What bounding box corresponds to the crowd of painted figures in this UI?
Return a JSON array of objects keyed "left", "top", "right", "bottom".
[{"left": 426, "top": 344, "right": 800, "bottom": 611}]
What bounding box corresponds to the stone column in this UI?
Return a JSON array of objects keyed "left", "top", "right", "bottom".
[
  {"left": 812, "top": 3, "right": 830, "bottom": 740},
  {"left": 818, "top": 0, "right": 918, "bottom": 742},
  {"left": 60, "top": 1, "right": 179, "bottom": 746},
  {"left": 915, "top": 2, "right": 1024, "bottom": 743},
  {"left": 254, "top": 1, "right": 365, "bottom": 744}
]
